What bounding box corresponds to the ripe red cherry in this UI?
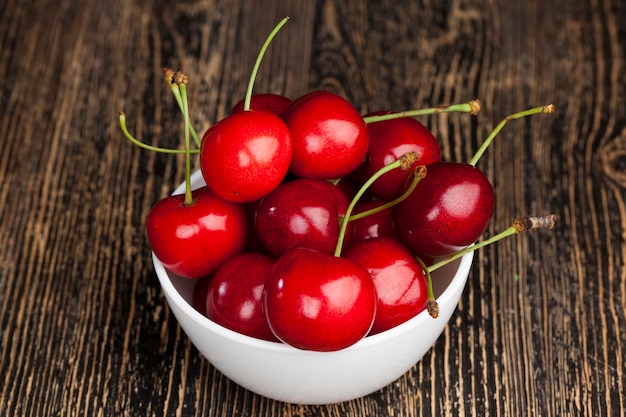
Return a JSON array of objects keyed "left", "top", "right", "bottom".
[
  {"left": 204, "top": 252, "right": 279, "bottom": 342},
  {"left": 231, "top": 93, "right": 292, "bottom": 116},
  {"left": 348, "top": 200, "right": 397, "bottom": 246},
  {"left": 146, "top": 186, "right": 247, "bottom": 278},
  {"left": 394, "top": 161, "right": 495, "bottom": 258},
  {"left": 200, "top": 110, "right": 292, "bottom": 203},
  {"left": 255, "top": 178, "right": 350, "bottom": 257},
  {"left": 344, "top": 237, "right": 428, "bottom": 335},
  {"left": 355, "top": 114, "right": 441, "bottom": 201},
  {"left": 264, "top": 247, "right": 377, "bottom": 351},
  {"left": 282, "top": 90, "right": 369, "bottom": 180}
]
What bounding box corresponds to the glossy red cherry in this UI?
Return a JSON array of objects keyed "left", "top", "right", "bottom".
[
  {"left": 255, "top": 178, "right": 350, "bottom": 257},
  {"left": 355, "top": 114, "right": 441, "bottom": 201},
  {"left": 146, "top": 186, "right": 247, "bottom": 278},
  {"left": 264, "top": 247, "right": 377, "bottom": 351},
  {"left": 348, "top": 200, "right": 397, "bottom": 246},
  {"left": 231, "top": 93, "right": 292, "bottom": 116},
  {"left": 344, "top": 237, "right": 428, "bottom": 335},
  {"left": 200, "top": 110, "right": 292, "bottom": 203},
  {"left": 282, "top": 90, "right": 369, "bottom": 180},
  {"left": 204, "top": 251, "right": 279, "bottom": 341},
  {"left": 394, "top": 161, "right": 495, "bottom": 258}
]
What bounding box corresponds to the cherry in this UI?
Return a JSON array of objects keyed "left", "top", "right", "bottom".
[
  {"left": 394, "top": 161, "right": 495, "bottom": 258},
  {"left": 393, "top": 104, "right": 555, "bottom": 258},
  {"left": 355, "top": 113, "right": 442, "bottom": 201},
  {"left": 231, "top": 93, "right": 292, "bottom": 116},
  {"left": 282, "top": 90, "right": 369, "bottom": 180},
  {"left": 348, "top": 200, "right": 397, "bottom": 246},
  {"left": 204, "top": 251, "right": 279, "bottom": 341},
  {"left": 344, "top": 237, "right": 428, "bottom": 335},
  {"left": 200, "top": 110, "right": 293, "bottom": 203},
  {"left": 146, "top": 186, "right": 248, "bottom": 278},
  {"left": 263, "top": 247, "right": 377, "bottom": 351},
  {"left": 254, "top": 178, "right": 350, "bottom": 257},
  {"left": 199, "top": 18, "right": 292, "bottom": 203}
]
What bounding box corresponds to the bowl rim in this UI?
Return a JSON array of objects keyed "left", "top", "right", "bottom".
[{"left": 154, "top": 249, "right": 473, "bottom": 354}]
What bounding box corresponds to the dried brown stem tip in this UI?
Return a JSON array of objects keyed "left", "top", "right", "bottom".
[
  {"left": 543, "top": 104, "right": 556, "bottom": 114},
  {"left": 399, "top": 152, "right": 419, "bottom": 170},
  {"left": 173, "top": 71, "right": 188, "bottom": 85},
  {"left": 427, "top": 300, "right": 440, "bottom": 318},
  {"left": 469, "top": 99, "right": 481, "bottom": 115},
  {"left": 413, "top": 165, "right": 427, "bottom": 179},
  {"left": 513, "top": 214, "right": 558, "bottom": 232},
  {"left": 163, "top": 67, "right": 175, "bottom": 84}
]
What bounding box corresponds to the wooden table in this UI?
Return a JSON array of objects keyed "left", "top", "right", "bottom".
[{"left": 2, "top": 0, "right": 625, "bottom": 415}]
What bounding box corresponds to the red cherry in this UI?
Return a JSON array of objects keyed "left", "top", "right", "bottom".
[
  {"left": 231, "top": 93, "right": 292, "bottom": 116},
  {"left": 255, "top": 178, "right": 350, "bottom": 257},
  {"left": 348, "top": 200, "right": 397, "bottom": 246},
  {"left": 355, "top": 113, "right": 441, "bottom": 201},
  {"left": 264, "top": 248, "right": 377, "bottom": 351},
  {"left": 200, "top": 110, "right": 292, "bottom": 203},
  {"left": 146, "top": 186, "right": 247, "bottom": 278},
  {"left": 282, "top": 90, "right": 369, "bottom": 180},
  {"left": 344, "top": 237, "right": 428, "bottom": 335},
  {"left": 394, "top": 161, "right": 495, "bottom": 258},
  {"left": 205, "top": 252, "right": 279, "bottom": 342}
]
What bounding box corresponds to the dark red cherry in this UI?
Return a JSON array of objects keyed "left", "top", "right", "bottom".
[
  {"left": 282, "top": 90, "right": 369, "bottom": 180},
  {"left": 205, "top": 252, "right": 279, "bottom": 342},
  {"left": 146, "top": 186, "right": 248, "bottom": 278},
  {"left": 394, "top": 161, "right": 495, "bottom": 258},
  {"left": 200, "top": 110, "right": 292, "bottom": 203},
  {"left": 355, "top": 113, "right": 441, "bottom": 201},
  {"left": 348, "top": 200, "right": 397, "bottom": 246},
  {"left": 344, "top": 237, "right": 428, "bottom": 335},
  {"left": 231, "top": 93, "right": 292, "bottom": 116},
  {"left": 255, "top": 178, "right": 350, "bottom": 257},
  {"left": 264, "top": 247, "right": 377, "bottom": 351}
]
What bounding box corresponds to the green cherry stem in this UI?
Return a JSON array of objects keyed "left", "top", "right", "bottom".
[
  {"left": 414, "top": 256, "right": 439, "bottom": 318},
  {"left": 164, "top": 68, "right": 201, "bottom": 148},
  {"left": 177, "top": 74, "right": 194, "bottom": 206},
  {"left": 418, "top": 213, "right": 558, "bottom": 318},
  {"left": 347, "top": 165, "right": 427, "bottom": 222},
  {"left": 426, "top": 214, "right": 558, "bottom": 274},
  {"left": 118, "top": 112, "right": 200, "bottom": 155},
  {"left": 468, "top": 104, "right": 555, "bottom": 167},
  {"left": 362, "top": 100, "right": 481, "bottom": 124},
  {"left": 334, "top": 152, "right": 419, "bottom": 257},
  {"left": 243, "top": 17, "right": 290, "bottom": 111}
]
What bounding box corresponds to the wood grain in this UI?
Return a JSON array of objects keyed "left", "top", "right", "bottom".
[{"left": 1, "top": 0, "right": 624, "bottom": 416}]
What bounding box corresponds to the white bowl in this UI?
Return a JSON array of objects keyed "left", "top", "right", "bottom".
[{"left": 153, "top": 170, "right": 474, "bottom": 405}]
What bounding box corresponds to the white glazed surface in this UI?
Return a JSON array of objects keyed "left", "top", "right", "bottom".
[{"left": 153, "top": 171, "right": 474, "bottom": 405}]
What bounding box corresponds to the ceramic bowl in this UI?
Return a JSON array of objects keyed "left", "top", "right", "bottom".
[{"left": 152, "top": 170, "right": 474, "bottom": 405}]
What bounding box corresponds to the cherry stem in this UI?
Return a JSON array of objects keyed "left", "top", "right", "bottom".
[
  {"left": 362, "top": 100, "right": 481, "bottom": 124},
  {"left": 415, "top": 257, "right": 439, "bottom": 318},
  {"left": 244, "top": 17, "right": 290, "bottom": 111},
  {"left": 347, "top": 165, "right": 427, "bottom": 222},
  {"left": 426, "top": 214, "right": 558, "bottom": 273},
  {"left": 118, "top": 113, "right": 200, "bottom": 155},
  {"left": 468, "top": 104, "right": 555, "bottom": 167},
  {"left": 178, "top": 76, "right": 194, "bottom": 206},
  {"left": 334, "top": 152, "right": 419, "bottom": 257},
  {"left": 164, "top": 68, "right": 201, "bottom": 148}
]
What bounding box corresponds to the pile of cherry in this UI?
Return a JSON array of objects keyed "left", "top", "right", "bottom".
[{"left": 120, "top": 19, "right": 556, "bottom": 352}]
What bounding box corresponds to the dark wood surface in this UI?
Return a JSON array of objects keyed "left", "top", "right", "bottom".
[{"left": 1, "top": 0, "right": 625, "bottom": 415}]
